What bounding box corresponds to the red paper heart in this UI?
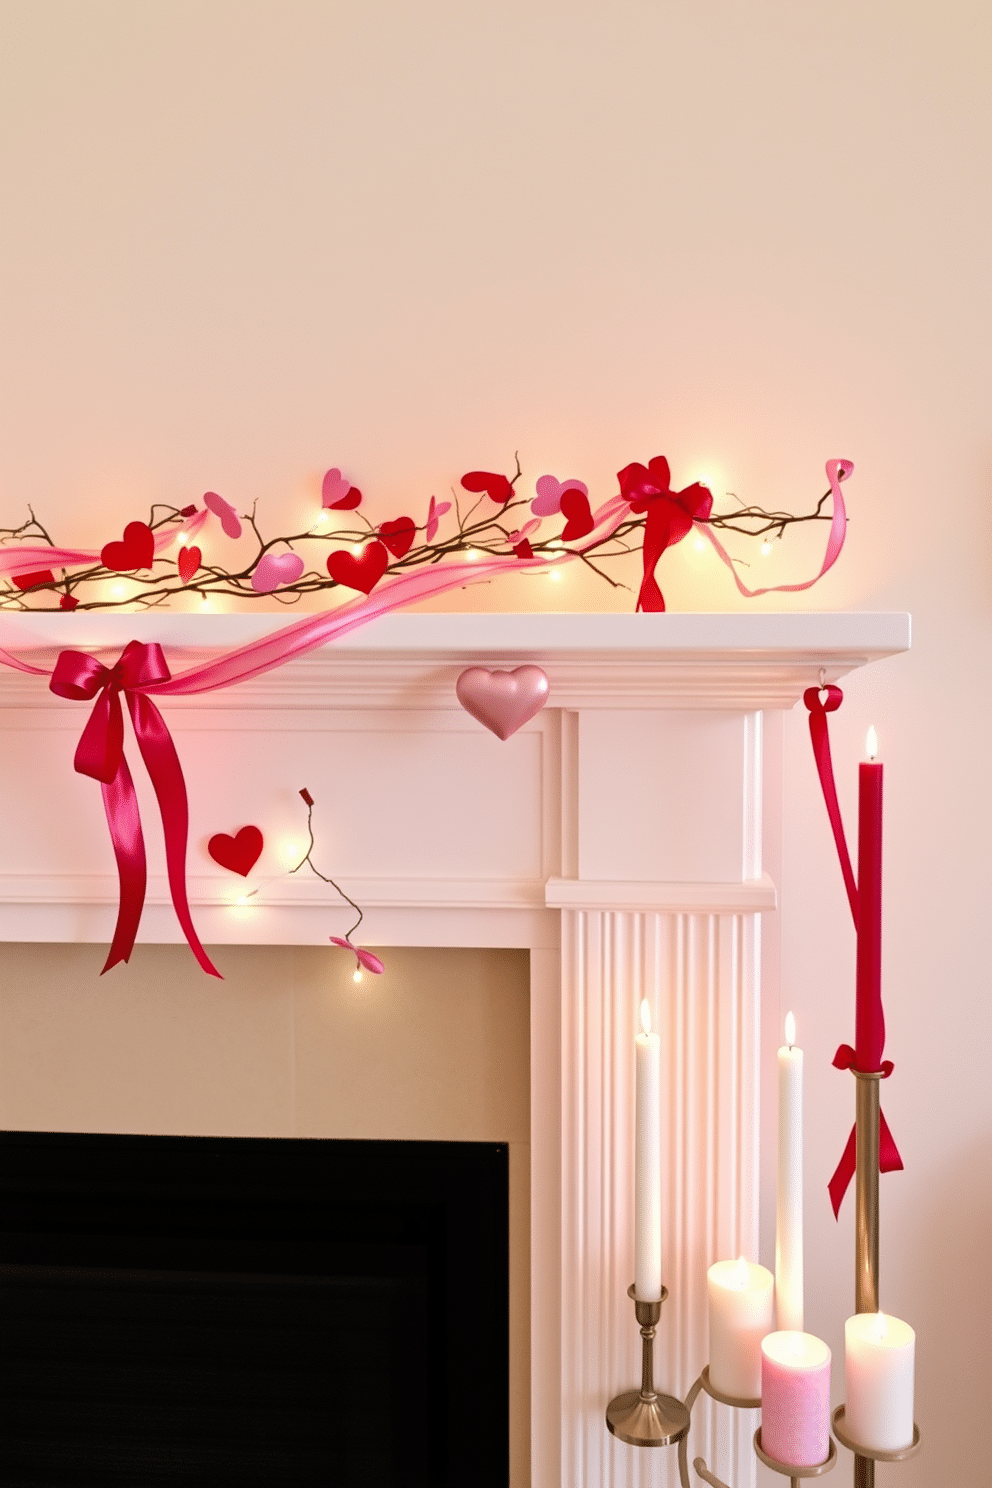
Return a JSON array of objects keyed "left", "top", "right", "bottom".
[
  {"left": 513, "top": 539, "right": 534, "bottom": 559},
  {"left": 460, "top": 470, "right": 514, "bottom": 504},
  {"left": 178, "top": 545, "right": 201, "bottom": 584},
  {"left": 326, "top": 541, "right": 389, "bottom": 594},
  {"left": 208, "top": 825, "right": 264, "bottom": 877},
  {"left": 101, "top": 521, "right": 155, "bottom": 571},
  {"left": 12, "top": 569, "right": 55, "bottom": 590},
  {"left": 379, "top": 517, "right": 416, "bottom": 558},
  {"left": 59, "top": 593, "right": 79, "bottom": 610},
  {"left": 560, "top": 489, "right": 594, "bottom": 542}
]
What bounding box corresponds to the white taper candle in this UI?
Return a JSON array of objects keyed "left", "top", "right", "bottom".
[
  {"left": 776, "top": 1010, "right": 804, "bottom": 1331},
  {"left": 634, "top": 998, "right": 662, "bottom": 1301}
]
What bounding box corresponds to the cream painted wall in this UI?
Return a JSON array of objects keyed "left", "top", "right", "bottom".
[{"left": 1, "top": 1, "right": 990, "bottom": 1483}]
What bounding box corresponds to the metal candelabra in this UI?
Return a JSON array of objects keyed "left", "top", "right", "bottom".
[{"left": 606, "top": 1066, "right": 921, "bottom": 1485}]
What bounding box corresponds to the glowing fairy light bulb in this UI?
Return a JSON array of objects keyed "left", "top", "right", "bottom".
[{"left": 353, "top": 968, "right": 363, "bottom": 984}]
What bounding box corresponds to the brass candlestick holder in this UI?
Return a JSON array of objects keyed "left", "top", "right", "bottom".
[{"left": 605, "top": 1285, "right": 691, "bottom": 1447}]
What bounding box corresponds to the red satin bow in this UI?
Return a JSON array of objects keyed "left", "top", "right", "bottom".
[
  {"left": 617, "top": 457, "right": 713, "bottom": 612},
  {"left": 50, "top": 642, "right": 220, "bottom": 977},
  {"left": 803, "top": 684, "right": 901, "bottom": 1216}
]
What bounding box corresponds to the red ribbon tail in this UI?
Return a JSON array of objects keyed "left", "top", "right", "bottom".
[
  {"left": 828, "top": 1106, "right": 904, "bottom": 1219},
  {"left": 803, "top": 691, "right": 859, "bottom": 926},
  {"left": 828, "top": 1124, "right": 857, "bottom": 1219},
  {"left": 100, "top": 756, "right": 147, "bottom": 973},
  {"left": 879, "top": 1108, "right": 904, "bottom": 1174},
  {"left": 636, "top": 506, "right": 672, "bottom": 612},
  {"left": 127, "top": 692, "right": 222, "bottom": 979}
]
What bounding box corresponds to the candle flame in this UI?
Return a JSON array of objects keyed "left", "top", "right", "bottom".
[
  {"left": 784, "top": 1010, "right": 796, "bottom": 1047},
  {"left": 640, "top": 998, "right": 652, "bottom": 1036},
  {"left": 872, "top": 1313, "right": 887, "bottom": 1341},
  {"left": 866, "top": 725, "right": 878, "bottom": 761}
]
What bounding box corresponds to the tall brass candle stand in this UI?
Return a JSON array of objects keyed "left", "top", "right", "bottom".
[
  {"left": 605, "top": 1285, "right": 691, "bottom": 1447},
  {"left": 831, "top": 1069, "right": 921, "bottom": 1482}
]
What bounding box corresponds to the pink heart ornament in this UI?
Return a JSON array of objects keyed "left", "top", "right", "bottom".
[
  {"left": 204, "top": 491, "right": 243, "bottom": 539},
  {"left": 455, "top": 665, "right": 550, "bottom": 740},
  {"left": 252, "top": 550, "right": 305, "bottom": 592},
  {"left": 531, "top": 474, "right": 588, "bottom": 517}
]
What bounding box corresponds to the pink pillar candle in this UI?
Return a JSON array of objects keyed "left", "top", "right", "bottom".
[{"left": 760, "top": 1331, "right": 831, "bottom": 1468}]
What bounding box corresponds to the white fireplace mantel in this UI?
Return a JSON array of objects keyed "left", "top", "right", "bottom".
[{"left": 0, "top": 610, "right": 910, "bottom": 1488}]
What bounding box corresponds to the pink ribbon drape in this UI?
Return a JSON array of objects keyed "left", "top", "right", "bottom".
[{"left": 802, "top": 682, "right": 904, "bottom": 1217}]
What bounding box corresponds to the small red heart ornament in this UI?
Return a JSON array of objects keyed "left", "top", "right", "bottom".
[
  {"left": 326, "top": 541, "right": 389, "bottom": 594},
  {"left": 455, "top": 665, "right": 550, "bottom": 740},
  {"left": 379, "top": 516, "right": 416, "bottom": 558},
  {"left": 460, "top": 470, "right": 514, "bottom": 504},
  {"left": 208, "top": 825, "right": 264, "bottom": 876},
  {"left": 59, "top": 593, "right": 79, "bottom": 610},
  {"left": 560, "top": 489, "right": 595, "bottom": 542},
  {"left": 101, "top": 521, "right": 155, "bottom": 571},
  {"left": 178, "top": 545, "right": 201, "bottom": 584}
]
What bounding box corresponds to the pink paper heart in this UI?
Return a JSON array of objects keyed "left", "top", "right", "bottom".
[
  {"left": 455, "top": 665, "right": 550, "bottom": 740},
  {"left": 252, "top": 550, "right": 305, "bottom": 592},
  {"left": 204, "top": 490, "right": 242, "bottom": 539},
  {"left": 531, "top": 474, "right": 588, "bottom": 517}
]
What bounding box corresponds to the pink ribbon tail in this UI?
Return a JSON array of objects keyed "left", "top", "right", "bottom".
[{"left": 698, "top": 457, "right": 851, "bottom": 599}]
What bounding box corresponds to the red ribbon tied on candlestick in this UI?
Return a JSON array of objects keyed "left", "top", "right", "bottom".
[
  {"left": 617, "top": 457, "right": 713, "bottom": 612},
  {"left": 49, "top": 643, "right": 220, "bottom": 978},
  {"left": 802, "top": 684, "right": 902, "bottom": 1216}
]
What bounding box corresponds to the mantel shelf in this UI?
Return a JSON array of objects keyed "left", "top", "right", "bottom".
[{"left": 0, "top": 610, "right": 910, "bottom": 711}]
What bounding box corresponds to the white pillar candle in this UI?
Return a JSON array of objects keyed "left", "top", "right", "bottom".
[
  {"left": 775, "top": 1011, "right": 804, "bottom": 1331},
  {"left": 760, "top": 1330, "right": 831, "bottom": 1467},
  {"left": 844, "top": 1312, "right": 915, "bottom": 1451},
  {"left": 707, "top": 1258, "right": 774, "bottom": 1399},
  {"left": 634, "top": 998, "right": 662, "bottom": 1301}
]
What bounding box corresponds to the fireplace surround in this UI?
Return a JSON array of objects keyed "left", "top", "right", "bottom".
[{"left": 0, "top": 610, "right": 910, "bottom": 1488}]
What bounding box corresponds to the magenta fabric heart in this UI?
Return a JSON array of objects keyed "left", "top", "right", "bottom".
[
  {"left": 251, "top": 550, "right": 305, "bottom": 592},
  {"left": 204, "top": 490, "right": 243, "bottom": 538},
  {"left": 531, "top": 474, "right": 588, "bottom": 517},
  {"left": 455, "top": 665, "right": 550, "bottom": 740}
]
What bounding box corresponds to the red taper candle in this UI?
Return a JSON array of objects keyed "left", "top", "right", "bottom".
[{"left": 855, "top": 727, "right": 884, "bottom": 1069}]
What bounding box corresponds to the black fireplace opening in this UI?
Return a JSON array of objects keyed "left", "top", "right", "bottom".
[{"left": 0, "top": 1132, "right": 509, "bottom": 1487}]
